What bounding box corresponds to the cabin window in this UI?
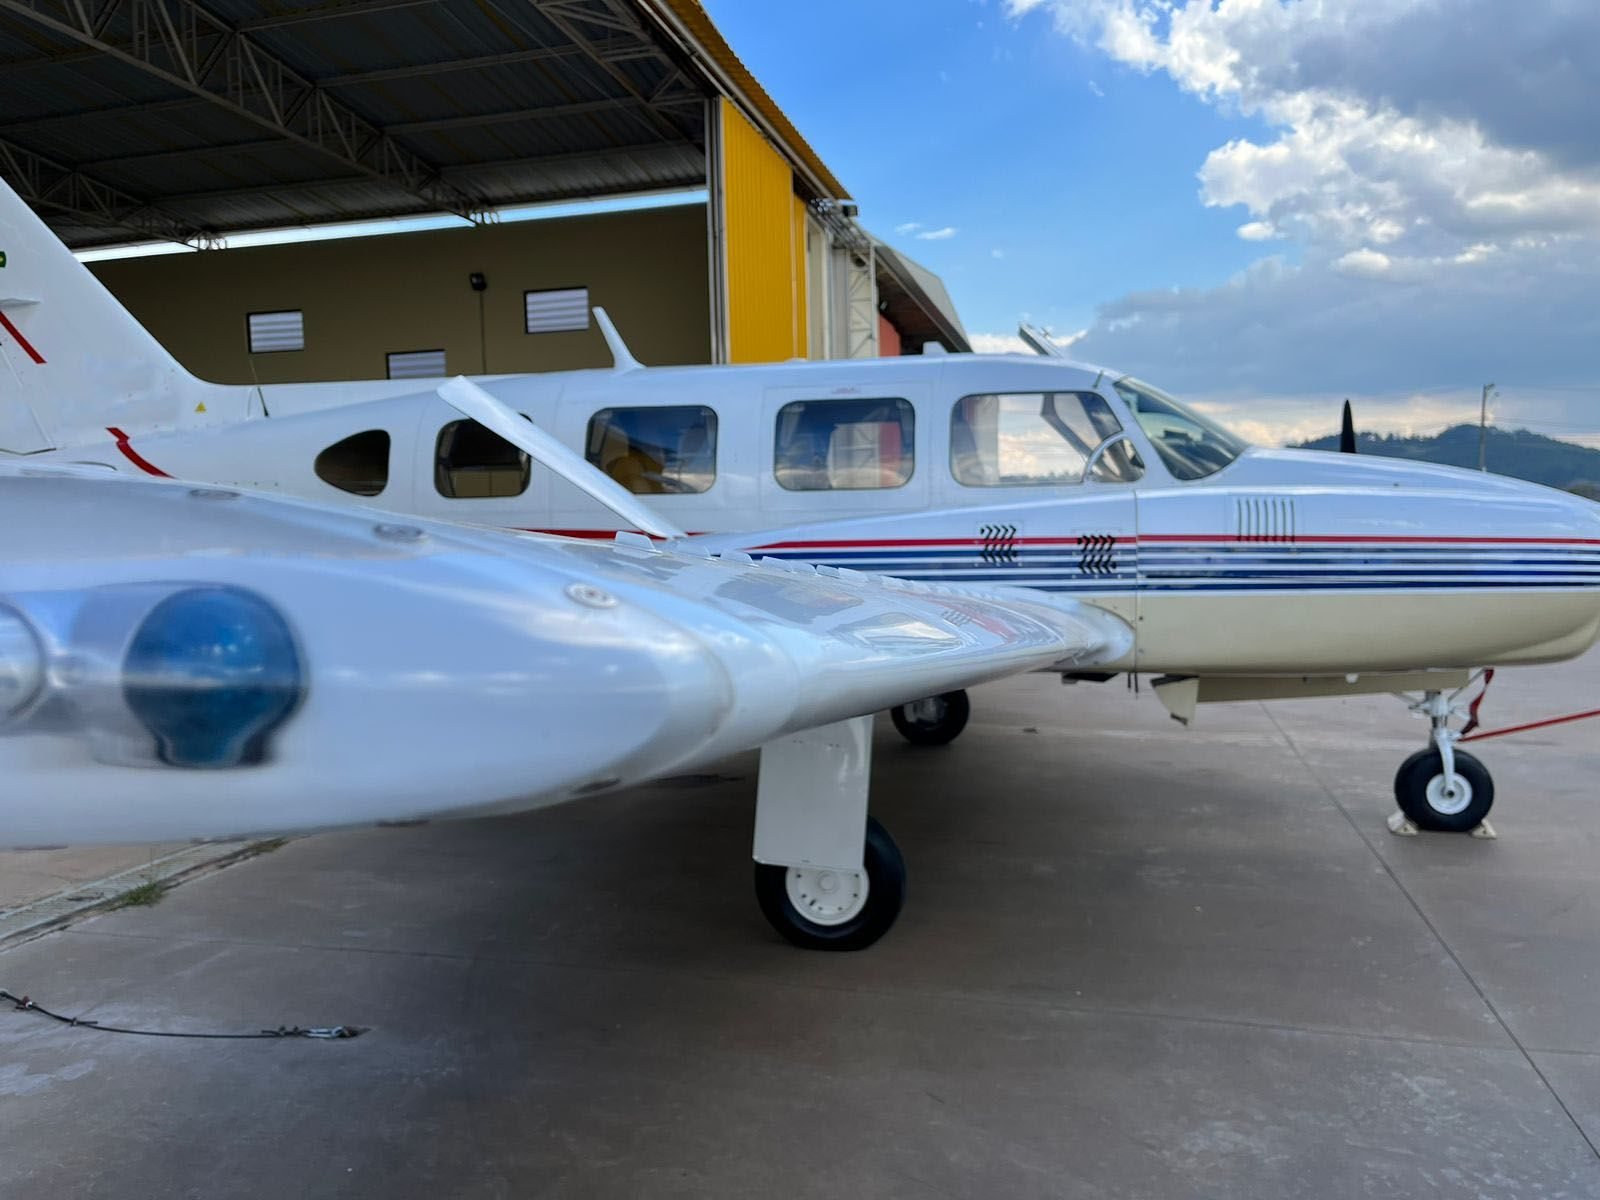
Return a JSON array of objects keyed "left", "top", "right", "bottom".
[
  {"left": 315, "top": 429, "right": 390, "bottom": 497},
  {"left": 434, "top": 419, "right": 531, "bottom": 499},
  {"left": 524, "top": 287, "right": 589, "bottom": 334},
  {"left": 951, "top": 392, "right": 1142, "bottom": 486},
  {"left": 585, "top": 406, "right": 717, "bottom": 494},
  {"left": 247, "top": 310, "right": 304, "bottom": 354},
  {"left": 774, "top": 398, "right": 914, "bottom": 491}
]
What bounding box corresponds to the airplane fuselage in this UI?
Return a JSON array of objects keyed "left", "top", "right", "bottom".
[{"left": 31, "top": 354, "right": 1600, "bottom": 679}]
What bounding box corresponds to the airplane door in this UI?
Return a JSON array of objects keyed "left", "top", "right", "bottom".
[
  {"left": 409, "top": 396, "right": 551, "bottom": 530},
  {"left": 759, "top": 381, "right": 933, "bottom": 522}
]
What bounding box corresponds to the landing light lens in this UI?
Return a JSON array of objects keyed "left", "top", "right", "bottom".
[
  {"left": 123, "top": 587, "right": 302, "bottom": 768},
  {"left": 0, "top": 607, "right": 43, "bottom": 722}
]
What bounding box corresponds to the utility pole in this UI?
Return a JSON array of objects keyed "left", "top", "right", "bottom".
[{"left": 1478, "top": 382, "right": 1496, "bottom": 471}]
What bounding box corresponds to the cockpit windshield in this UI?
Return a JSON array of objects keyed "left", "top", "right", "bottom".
[{"left": 1112, "top": 377, "right": 1249, "bottom": 481}]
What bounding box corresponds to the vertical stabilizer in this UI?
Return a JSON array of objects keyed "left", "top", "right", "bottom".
[{"left": 0, "top": 179, "right": 206, "bottom": 453}]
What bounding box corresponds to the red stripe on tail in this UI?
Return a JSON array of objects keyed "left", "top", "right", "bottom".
[{"left": 0, "top": 311, "right": 45, "bottom": 364}]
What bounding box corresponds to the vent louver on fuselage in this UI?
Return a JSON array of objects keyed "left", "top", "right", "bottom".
[{"left": 1235, "top": 497, "right": 1297, "bottom": 543}]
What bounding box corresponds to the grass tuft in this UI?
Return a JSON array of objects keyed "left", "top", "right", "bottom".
[{"left": 110, "top": 879, "right": 168, "bottom": 909}]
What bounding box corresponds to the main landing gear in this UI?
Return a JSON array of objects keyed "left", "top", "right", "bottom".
[
  {"left": 1392, "top": 681, "right": 1496, "bottom": 833},
  {"left": 755, "top": 816, "right": 906, "bottom": 950},
  {"left": 889, "top": 689, "right": 970, "bottom": 746},
  {"left": 751, "top": 714, "right": 906, "bottom": 950}
]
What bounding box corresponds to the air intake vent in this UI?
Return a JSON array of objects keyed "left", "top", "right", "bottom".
[{"left": 1236, "top": 497, "right": 1296, "bottom": 542}]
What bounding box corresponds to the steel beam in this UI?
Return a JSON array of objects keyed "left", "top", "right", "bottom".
[
  {"left": 388, "top": 95, "right": 683, "bottom": 135},
  {"left": 526, "top": 0, "right": 703, "bottom": 141},
  {"left": 234, "top": 0, "right": 435, "bottom": 31},
  {"left": 0, "top": 136, "right": 207, "bottom": 244},
  {"left": 0, "top": 0, "right": 486, "bottom": 221}
]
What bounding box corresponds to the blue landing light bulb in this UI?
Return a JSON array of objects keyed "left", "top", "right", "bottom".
[{"left": 123, "top": 588, "right": 303, "bottom": 769}]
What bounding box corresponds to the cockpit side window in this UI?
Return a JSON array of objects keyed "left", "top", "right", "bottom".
[
  {"left": 1112, "top": 377, "right": 1247, "bottom": 481},
  {"left": 950, "top": 392, "right": 1143, "bottom": 487}
]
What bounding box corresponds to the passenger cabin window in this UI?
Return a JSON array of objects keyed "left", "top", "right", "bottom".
[
  {"left": 315, "top": 429, "right": 389, "bottom": 497},
  {"left": 586, "top": 406, "right": 717, "bottom": 494},
  {"left": 951, "top": 392, "right": 1143, "bottom": 486},
  {"left": 1112, "top": 377, "right": 1247, "bottom": 481},
  {"left": 774, "top": 398, "right": 914, "bottom": 491},
  {"left": 435, "top": 419, "right": 530, "bottom": 499}
]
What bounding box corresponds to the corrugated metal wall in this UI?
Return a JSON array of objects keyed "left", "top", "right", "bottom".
[{"left": 720, "top": 98, "right": 802, "bottom": 363}]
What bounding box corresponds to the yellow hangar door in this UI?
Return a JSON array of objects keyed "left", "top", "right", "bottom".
[{"left": 713, "top": 97, "right": 808, "bottom": 364}]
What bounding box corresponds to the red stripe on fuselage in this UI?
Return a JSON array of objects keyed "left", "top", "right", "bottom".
[
  {"left": 753, "top": 534, "right": 1600, "bottom": 550},
  {"left": 530, "top": 530, "right": 1600, "bottom": 550},
  {"left": 0, "top": 311, "right": 45, "bottom": 364},
  {"left": 106, "top": 427, "right": 172, "bottom": 477}
]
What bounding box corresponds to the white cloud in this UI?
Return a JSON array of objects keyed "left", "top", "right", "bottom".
[
  {"left": 894, "top": 221, "right": 922, "bottom": 235},
  {"left": 916, "top": 226, "right": 959, "bottom": 240},
  {"left": 971, "top": 328, "right": 1087, "bottom": 355},
  {"left": 1088, "top": 80, "right": 1105, "bottom": 98},
  {"left": 970, "top": 332, "right": 1032, "bottom": 355},
  {"left": 1004, "top": 0, "right": 1600, "bottom": 442},
  {"left": 1332, "top": 248, "right": 1391, "bottom": 279},
  {"left": 991, "top": 248, "right": 1005, "bottom": 258}
]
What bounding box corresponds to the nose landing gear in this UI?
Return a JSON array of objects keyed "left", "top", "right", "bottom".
[{"left": 1392, "top": 680, "right": 1496, "bottom": 834}]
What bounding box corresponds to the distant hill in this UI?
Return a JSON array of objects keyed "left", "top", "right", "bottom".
[{"left": 1295, "top": 424, "right": 1600, "bottom": 499}]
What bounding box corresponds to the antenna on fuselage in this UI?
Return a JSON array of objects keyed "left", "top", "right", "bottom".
[
  {"left": 1018, "top": 322, "right": 1068, "bottom": 359},
  {"left": 1339, "top": 399, "right": 1358, "bottom": 454},
  {"left": 593, "top": 307, "right": 642, "bottom": 373}
]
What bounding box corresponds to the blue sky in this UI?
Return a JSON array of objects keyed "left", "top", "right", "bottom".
[
  {"left": 704, "top": 0, "right": 1272, "bottom": 335},
  {"left": 703, "top": 0, "right": 1600, "bottom": 449}
]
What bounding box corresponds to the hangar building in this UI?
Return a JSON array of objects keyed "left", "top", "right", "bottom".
[{"left": 0, "top": 0, "right": 969, "bottom": 386}]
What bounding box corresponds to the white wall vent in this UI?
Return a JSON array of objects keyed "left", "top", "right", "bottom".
[
  {"left": 247, "top": 310, "right": 304, "bottom": 353},
  {"left": 524, "top": 287, "right": 589, "bottom": 334},
  {"left": 386, "top": 348, "right": 447, "bottom": 379}
]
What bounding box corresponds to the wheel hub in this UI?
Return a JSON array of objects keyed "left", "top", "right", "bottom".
[
  {"left": 1426, "top": 771, "right": 1473, "bottom": 816},
  {"left": 786, "top": 866, "right": 870, "bottom": 926},
  {"left": 903, "top": 697, "right": 946, "bottom": 727}
]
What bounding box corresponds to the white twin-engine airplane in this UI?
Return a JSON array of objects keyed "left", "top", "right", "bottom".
[{"left": 2, "top": 176, "right": 1599, "bottom": 886}]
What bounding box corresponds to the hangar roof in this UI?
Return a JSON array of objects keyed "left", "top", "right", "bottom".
[
  {"left": 0, "top": 0, "right": 848, "bottom": 248},
  {"left": 875, "top": 239, "right": 971, "bottom": 354}
]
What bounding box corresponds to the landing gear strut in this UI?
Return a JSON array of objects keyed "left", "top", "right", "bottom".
[
  {"left": 890, "top": 689, "right": 970, "bottom": 746},
  {"left": 752, "top": 715, "right": 906, "bottom": 950},
  {"left": 1393, "top": 685, "right": 1496, "bottom": 832}
]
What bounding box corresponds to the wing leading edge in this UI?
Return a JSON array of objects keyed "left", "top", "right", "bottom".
[{"left": 0, "top": 468, "right": 1129, "bottom": 846}]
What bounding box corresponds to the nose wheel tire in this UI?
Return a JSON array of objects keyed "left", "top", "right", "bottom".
[
  {"left": 890, "top": 690, "right": 971, "bottom": 747},
  {"left": 1394, "top": 748, "right": 1495, "bottom": 833},
  {"left": 754, "top": 816, "right": 907, "bottom": 951}
]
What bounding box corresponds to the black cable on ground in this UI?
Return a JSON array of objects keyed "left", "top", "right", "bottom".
[{"left": 1, "top": 988, "right": 363, "bottom": 1040}]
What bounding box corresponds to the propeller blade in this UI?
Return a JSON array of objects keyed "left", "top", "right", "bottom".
[
  {"left": 437, "top": 376, "right": 686, "bottom": 542},
  {"left": 1339, "top": 399, "right": 1358, "bottom": 454}
]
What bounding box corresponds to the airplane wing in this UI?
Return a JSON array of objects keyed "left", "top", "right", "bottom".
[{"left": 0, "top": 466, "right": 1130, "bottom": 847}]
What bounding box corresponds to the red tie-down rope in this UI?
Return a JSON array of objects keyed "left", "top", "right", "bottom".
[{"left": 1456, "top": 667, "right": 1600, "bottom": 742}]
